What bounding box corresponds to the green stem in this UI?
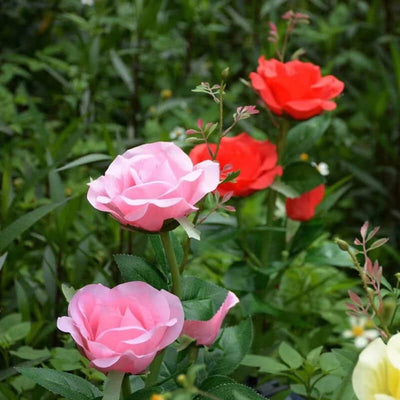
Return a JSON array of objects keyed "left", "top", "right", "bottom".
[
  {"left": 261, "top": 189, "right": 277, "bottom": 264},
  {"left": 103, "top": 371, "right": 125, "bottom": 400},
  {"left": 145, "top": 350, "right": 165, "bottom": 387},
  {"left": 160, "top": 232, "right": 182, "bottom": 298},
  {"left": 346, "top": 246, "right": 391, "bottom": 338},
  {"left": 121, "top": 375, "right": 131, "bottom": 399}
]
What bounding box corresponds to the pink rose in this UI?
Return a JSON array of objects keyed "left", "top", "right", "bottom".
[
  {"left": 57, "top": 282, "right": 184, "bottom": 374},
  {"left": 181, "top": 291, "right": 239, "bottom": 346},
  {"left": 87, "top": 142, "right": 219, "bottom": 232}
]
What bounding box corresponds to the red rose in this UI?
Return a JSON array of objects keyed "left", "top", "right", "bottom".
[
  {"left": 189, "top": 132, "right": 282, "bottom": 197},
  {"left": 250, "top": 58, "right": 344, "bottom": 120},
  {"left": 285, "top": 184, "right": 325, "bottom": 221}
]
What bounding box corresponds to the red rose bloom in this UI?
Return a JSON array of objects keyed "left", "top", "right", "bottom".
[
  {"left": 189, "top": 132, "right": 282, "bottom": 197},
  {"left": 250, "top": 58, "right": 344, "bottom": 120},
  {"left": 285, "top": 184, "right": 325, "bottom": 221}
]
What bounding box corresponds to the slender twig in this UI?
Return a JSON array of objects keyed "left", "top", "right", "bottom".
[{"left": 346, "top": 247, "right": 391, "bottom": 338}]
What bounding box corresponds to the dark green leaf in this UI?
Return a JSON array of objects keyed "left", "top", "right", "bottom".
[
  {"left": 16, "top": 368, "right": 102, "bottom": 400},
  {"left": 181, "top": 276, "right": 228, "bottom": 321},
  {"left": 0, "top": 199, "right": 68, "bottom": 252},
  {"left": 209, "top": 319, "right": 253, "bottom": 375},
  {"left": 196, "top": 382, "right": 265, "bottom": 400},
  {"left": 284, "top": 115, "right": 330, "bottom": 163},
  {"left": 282, "top": 162, "right": 324, "bottom": 195},
  {"left": 114, "top": 254, "right": 168, "bottom": 290}
]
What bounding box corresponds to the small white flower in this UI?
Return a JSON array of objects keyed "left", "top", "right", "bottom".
[
  {"left": 169, "top": 126, "right": 186, "bottom": 141},
  {"left": 343, "top": 316, "right": 379, "bottom": 348},
  {"left": 312, "top": 162, "right": 329, "bottom": 176},
  {"left": 82, "top": 0, "right": 94, "bottom": 6}
]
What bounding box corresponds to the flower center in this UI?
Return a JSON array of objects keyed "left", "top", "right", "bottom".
[{"left": 352, "top": 326, "right": 364, "bottom": 337}]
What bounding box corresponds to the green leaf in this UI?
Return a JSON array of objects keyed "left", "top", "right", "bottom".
[
  {"left": 199, "top": 376, "right": 236, "bottom": 392},
  {"left": 281, "top": 162, "right": 324, "bottom": 195},
  {"left": 305, "top": 242, "right": 353, "bottom": 267},
  {"left": 181, "top": 276, "right": 228, "bottom": 320},
  {"left": 61, "top": 283, "right": 76, "bottom": 303},
  {"left": 320, "top": 353, "right": 341, "bottom": 374},
  {"left": 56, "top": 154, "right": 111, "bottom": 172},
  {"left": 50, "top": 348, "right": 82, "bottom": 371},
  {"left": 170, "top": 231, "right": 184, "bottom": 265},
  {"left": 10, "top": 347, "right": 50, "bottom": 361},
  {"left": 127, "top": 387, "right": 162, "bottom": 400},
  {"left": 110, "top": 49, "right": 134, "bottom": 92},
  {"left": 196, "top": 383, "right": 265, "bottom": 400},
  {"left": 241, "top": 354, "right": 288, "bottom": 374},
  {"left": 114, "top": 254, "right": 168, "bottom": 290},
  {"left": 16, "top": 368, "right": 102, "bottom": 400},
  {"left": 148, "top": 234, "right": 169, "bottom": 277},
  {"left": 284, "top": 115, "right": 330, "bottom": 163},
  {"left": 341, "top": 160, "right": 388, "bottom": 196},
  {"left": 0, "top": 199, "right": 68, "bottom": 252},
  {"left": 209, "top": 319, "right": 253, "bottom": 375},
  {"left": 270, "top": 180, "right": 299, "bottom": 198},
  {"left": 314, "top": 375, "right": 342, "bottom": 395},
  {"left": 278, "top": 342, "right": 304, "bottom": 369},
  {"left": 306, "top": 346, "right": 323, "bottom": 367}
]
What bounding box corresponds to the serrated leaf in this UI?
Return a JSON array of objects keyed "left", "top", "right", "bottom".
[
  {"left": 114, "top": 254, "right": 168, "bottom": 290},
  {"left": 16, "top": 368, "right": 102, "bottom": 400},
  {"left": 196, "top": 382, "right": 265, "bottom": 400},
  {"left": 278, "top": 342, "right": 303, "bottom": 369},
  {"left": 181, "top": 276, "right": 228, "bottom": 321},
  {"left": 208, "top": 319, "right": 253, "bottom": 375}
]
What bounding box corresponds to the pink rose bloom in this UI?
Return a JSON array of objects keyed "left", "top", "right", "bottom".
[
  {"left": 87, "top": 142, "right": 219, "bottom": 232},
  {"left": 57, "top": 282, "right": 184, "bottom": 374},
  {"left": 181, "top": 291, "right": 239, "bottom": 346}
]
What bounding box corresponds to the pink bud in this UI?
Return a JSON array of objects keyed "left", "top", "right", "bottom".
[
  {"left": 186, "top": 129, "right": 198, "bottom": 135},
  {"left": 348, "top": 290, "right": 363, "bottom": 306},
  {"left": 181, "top": 292, "right": 239, "bottom": 346},
  {"left": 282, "top": 10, "right": 295, "bottom": 20},
  {"left": 360, "top": 221, "right": 369, "bottom": 240},
  {"left": 197, "top": 118, "right": 204, "bottom": 129},
  {"left": 223, "top": 205, "right": 236, "bottom": 212},
  {"left": 354, "top": 238, "right": 362, "bottom": 245}
]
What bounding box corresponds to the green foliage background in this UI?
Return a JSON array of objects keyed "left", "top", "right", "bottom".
[{"left": 0, "top": 0, "right": 399, "bottom": 399}]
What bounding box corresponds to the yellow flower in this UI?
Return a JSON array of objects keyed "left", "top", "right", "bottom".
[
  {"left": 150, "top": 395, "right": 164, "bottom": 400},
  {"left": 343, "top": 317, "right": 379, "bottom": 348},
  {"left": 352, "top": 334, "right": 400, "bottom": 399},
  {"left": 300, "top": 153, "right": 309, "bottom": 161},
  {"left": 161, "top": 89, "right": 172, "bottom": 99}
]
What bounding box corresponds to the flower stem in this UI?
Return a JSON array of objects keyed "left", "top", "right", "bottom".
[
  {"left": 261, "top": 189, "right": 277, "bottom": 264},
  {"left": 102, "top": 371, "right": 125, "bottom": 400},
  {"left": 145, "top": 350, "right": 165, "bottom": 388},
  {"left": 160, "top": 232, "right": 182, "bottom": 298},
  {"left": 346, "top": 246, "right": 391, "bottom": 338}
]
